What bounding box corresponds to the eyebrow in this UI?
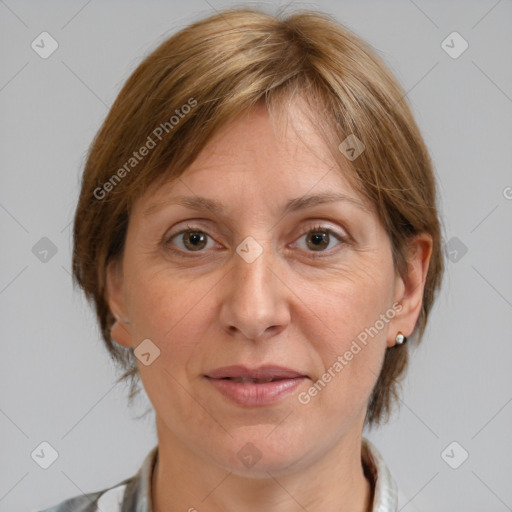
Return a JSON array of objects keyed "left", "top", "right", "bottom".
[{"left": 143, "top": 192, "right": 370, "bottom": 217}]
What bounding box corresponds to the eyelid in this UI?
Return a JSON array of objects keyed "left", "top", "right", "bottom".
[
  {"left": 300, "top": 222, "right": 348, "bottom": 239},
  {"left": 163, "top": 221, "right": 212, "bottom": 243}
]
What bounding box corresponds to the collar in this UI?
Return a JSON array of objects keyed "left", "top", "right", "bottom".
[
  {"left": 361, "top": 438, "right": 399, "bottom": 511},
  {"left": 121, "top": 437, "right": 398, "bottom": 512}
]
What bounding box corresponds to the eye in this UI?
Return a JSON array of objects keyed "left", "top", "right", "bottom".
[
  {"left": 165, "top": 224, "right": 217, "bottom": 253},
  {"left": 164, "top": 223, "right": 347, "bottom": 256},
  {"left": 293, "top": 224, "right": 346, "bottom": 254}
]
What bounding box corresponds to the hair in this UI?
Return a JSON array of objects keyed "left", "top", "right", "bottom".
[{"left": 72, "top": 7, "right": 444, "bottom": 427}]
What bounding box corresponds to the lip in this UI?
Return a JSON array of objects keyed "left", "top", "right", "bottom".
[
  {"left": 205, "top": 365, "right": 308, "bottom": 406},
  {"left": 206, "top": 364, "right": 307, "bottom": 380}
]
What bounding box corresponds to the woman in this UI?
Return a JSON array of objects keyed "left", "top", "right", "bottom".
[{"left": 38, "top": 7, "right": 444, "bottom": 512}]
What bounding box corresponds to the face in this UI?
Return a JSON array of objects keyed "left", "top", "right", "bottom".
[{"left": 108, "top": 101, "right": 428, "bottom": 477}]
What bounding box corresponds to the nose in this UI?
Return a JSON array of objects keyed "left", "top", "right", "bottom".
[{"left": 218, "top": 241, "right": 291, "bottom": 342}]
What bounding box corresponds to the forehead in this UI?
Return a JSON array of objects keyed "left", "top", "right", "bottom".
[
  {"left": 186, "top": 101, "right": 340, "bottom": 178},
  {"left": 136, "top": 101, "right": 371, "bottom": 217}
]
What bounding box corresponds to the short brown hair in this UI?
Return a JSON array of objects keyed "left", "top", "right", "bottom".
[{"left": 72, "top": 7, "right": 444, "bottom": 427}]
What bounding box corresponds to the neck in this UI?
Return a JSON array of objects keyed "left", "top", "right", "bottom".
[{"left": 152, "top": 423, "right": 374, "bottom": 512}]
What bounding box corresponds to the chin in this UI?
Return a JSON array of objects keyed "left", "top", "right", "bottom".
[{"left": 212, "top": 428, "right": 312, "bottom": 477}]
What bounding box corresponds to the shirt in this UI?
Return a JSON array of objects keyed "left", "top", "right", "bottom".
[{"left": 35, "top": 437, "right": 398, "bottom": 512}]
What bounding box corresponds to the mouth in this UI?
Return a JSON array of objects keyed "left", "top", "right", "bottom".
[
  {"left": 217, "top": 376, "right": 291, "bottom": 383},
  {"left": 204, "top": 365, "right": 309, "bottom": 406},
  {"left": 205, "top": 364, "right": 308, "bottom": 380}
]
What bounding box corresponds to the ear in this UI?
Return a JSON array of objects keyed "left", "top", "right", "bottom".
[
  {"left": 106, "top": 259, "right": 133, "bottom": 348},
  {"left": 387, "top": 233, "right": 433, "bottom": 348}
]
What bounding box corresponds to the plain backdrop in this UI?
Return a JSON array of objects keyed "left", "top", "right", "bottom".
[{"left": 1, "top": 1, "right": 511, "bottom": 511}]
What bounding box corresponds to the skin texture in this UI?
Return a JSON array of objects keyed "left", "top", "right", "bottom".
[{"left": 107, "top": 101, "right": 432, "bottom": 512}]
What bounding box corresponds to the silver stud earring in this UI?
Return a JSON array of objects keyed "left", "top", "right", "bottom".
[{"left": 395, "top": 331, "right": 407, "bottom": 345}]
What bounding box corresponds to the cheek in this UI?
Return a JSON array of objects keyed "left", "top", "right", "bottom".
[
  {"left": 125, "top": 269, "right": 212, "bottom": 363},
  {"left": 304, "top": 260, "right": 394, "bottom": 350},
  {"left": 126, "top": 271, "right": 217, "bottom": 423},
  {"left": 297, "top": 261, "right": 394, "bottom": 408}
]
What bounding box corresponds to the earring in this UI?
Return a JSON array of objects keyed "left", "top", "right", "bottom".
[{"left": 395, "top": 331, "right": 407, "bottom": 345}]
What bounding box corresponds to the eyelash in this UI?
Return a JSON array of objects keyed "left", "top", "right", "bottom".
[{"left": 164, "top": 223, "right": 348, "bottom": 258}]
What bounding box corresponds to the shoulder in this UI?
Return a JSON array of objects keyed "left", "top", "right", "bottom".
[
  {"left": 34, "top": 445, "right": 158, "bottom": 512},
  {"left": 35, "top": 482, "right": 129, "bottom": 512}
]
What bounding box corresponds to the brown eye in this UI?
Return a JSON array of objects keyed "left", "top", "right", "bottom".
[
  {"left": 294, "top": 225, "right": 345, "bottom": 255},
  {"left": 182, "top": 231, "right": 208, "bottom": 251},
  {"left": 305, "top": 230, "right": 330, "bottom": 251},
  {"left": 165, "top": 225, "right": 215, "bottom": 253}
]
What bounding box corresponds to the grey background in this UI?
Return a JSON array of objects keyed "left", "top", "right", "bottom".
[{"left": 1, "top": 0, "right": 511, "bottom": 511}]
